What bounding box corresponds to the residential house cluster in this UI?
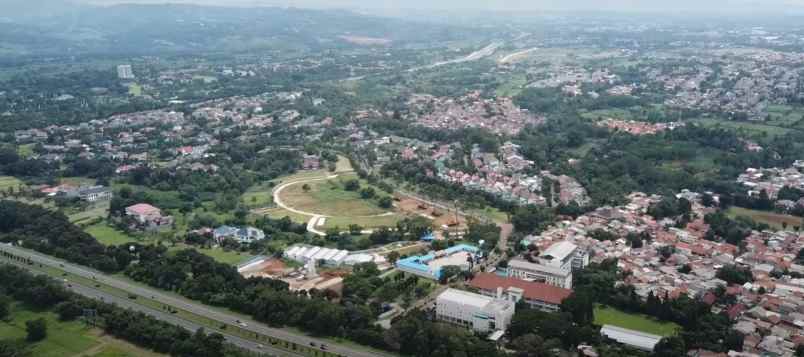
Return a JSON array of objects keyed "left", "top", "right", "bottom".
[
  {"left": 432, "top": 143, "right": 589, "bottom": 206},
  {"left": 520, "top": 190, "right": 804, "bottom": 356},
  {"left": 408, "top": 91, "right": 545, "bottom": 136},
  {"left": 737, "top": 164, "right": 804, "bottom": 200},
  {"left": 597, "top": 118, "right": 685, "bottom": 135}
]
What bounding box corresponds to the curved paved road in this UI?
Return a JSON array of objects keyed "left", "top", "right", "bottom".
[
  {"left": 0, "top": 244, "right": 390, "bottom": 357},
  {"left": 272, "top": 173, "right": 393, "bottom": 236}
]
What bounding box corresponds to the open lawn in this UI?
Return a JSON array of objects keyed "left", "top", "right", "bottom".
[
  {"left": 84, "top": 221, "right": 252, "bottom": 265},
  {"left": 690, "top": 118, "right": 793, "bottom": 138},
  {"left": 168, "top": 244, "right": 254, "bottom": 266},
  {"left": 324, "top": 214, "right": 405, "bottom": 230},
  {"left": 257, "top": 207, "right": 313, "bottom": 223},
  {"left": 0, "top": 176, "right": 25, "bottom": 191},
  {"left": 69, "top": 201, "right": 110, "bottom": 224},
  {"left": 128, "top": 83, "right": 142, "bottom": 96},
  {"left": 727, "top": 207, "right": 803, "bottom": 230},
  {"left": 495, "top": 75, "right": 527, "bottom": 97},
  {"left": 0, "top": 303, "right": 163, "bottom": 357},
  {"left": 279, "top": 174, "right": 390, "bottom": 217},
  {"left": 594, "top": 305, "right": 680, "bottom": 337},
  {"left": 579, "top": 108, "right": 636, "bottom": 121},
  {"left": 17, "top": 144, "right": 35, "bottom": 158},
  {"left": 61, "top": 176, "right": 97, "bottom": 186},
  {"left": 334, "top": 155, "right": 354, "bottom": 172},
  {"left": 241, "top": 184, "right": 274, "bottom": 209},
  {"left": 85, "top": 223, "right": 139, "bottom": 246}
]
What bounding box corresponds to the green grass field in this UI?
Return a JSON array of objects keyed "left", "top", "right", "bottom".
[
  {"left": 689, "top": 118, "right": 793, "bottom": 138},
  {"left": 84, "top": 221, "right": 252, "bottom": 265},
  {"left": 495, "top": 75, "right": 527, "bottom": 97},
  {"left": 69, "top": 202, "right": 110, "bottom": 224},
  {"left": 0, "top": 176, "right": 25, "bottom": 191},
  {"left": 324, "top": 214, "right": 404, "bottom": 230},
  {"left": 61, "top": 176, "right": 98, "bottom": 186},
  {"left": 0, "top": 303, "right": 164, "bottom": 357},
  {"left": 727, "top": 206, "right": 803, "bottom": 230},
  {"left": 279, "top": 174, "right": 390, "bottom": 217},
  {"left": 85, "top": 223, "right": 139, "bottom": 246},
  {"left": 17, "top": 144, "right": 35, "bottom": 158},
  {"left": 127, "top": 83, "right": 142, "bottom": 96},
  {"left": 579, "top": 108, "right": 636, "bottom": 121},
  {"left": 169, "top": 244, "right": 254, "bottom": 266},
  {"left": 241, "top": 185, "right": 274, "bottom": 209},
  {"left": 334, "top": 155, "right": 353, "bottom": 173},
  {"left": 594, "top": 305, "right": 680, "bottom": 337}
]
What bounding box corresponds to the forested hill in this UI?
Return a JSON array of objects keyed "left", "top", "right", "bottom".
[{"left": 0, "top": 2, "right": 471, "bottom": 60}]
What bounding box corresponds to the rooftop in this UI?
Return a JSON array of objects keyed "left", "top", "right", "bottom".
[
  {"left": 542, "top": 240, "right": 578, "bottom": 261},
  {"left": 470, "top": 273, "right": 572, "bottom": 305},
  {"left": 438, "top": 288, "right": 501, "bottom": 310}
]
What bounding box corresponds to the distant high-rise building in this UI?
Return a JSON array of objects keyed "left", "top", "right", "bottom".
[{"left": 117, "top": 65, "right": 134, "bottom": 79}]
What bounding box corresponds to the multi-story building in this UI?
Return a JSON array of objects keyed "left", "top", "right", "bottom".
[
  {"left": 469, "top": 273, "right": 572, "bottom": 312},
  {"left": 77, "top": 186, "right": 113, "bottom": 202},
  {"left": 507, "top": 258, "right": 573, "bottom": 289},
  {"left": 506, "top": 241, "right": 588, "bottom": 289},
  {"left": 540, "top": 241, "right": 589, "bottom": 270},
  {"left": 435, "top": 288, "right": 515, "bottom": 334}
]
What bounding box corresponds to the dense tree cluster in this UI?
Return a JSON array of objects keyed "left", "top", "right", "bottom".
[
  {"left": 648, "top": 197, "right": 692, "bottom": 220},
  {"left": 0, "top": 265, "right": 250, "bottom": 357},
  {"left": 703, "top": 211, "right": 762, "bottom": 246},
  {"left": 0, "top": 201, "right": 132, "bottom": 272},
  {"left": 716, "top": 264, "right": 755, "bottom": 285}
]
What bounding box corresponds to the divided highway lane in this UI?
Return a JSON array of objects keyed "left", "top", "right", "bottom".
[
  {"left": 0, "top": 257, "right": 297, "bottom": 357},
  {"left": 0, "top": 244, "right": 391, "bottom": 357}
]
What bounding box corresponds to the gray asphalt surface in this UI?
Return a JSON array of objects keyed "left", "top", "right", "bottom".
[
  {"left": 0, "top": 256, "right": 296, "bottom": 356},
  {"left": 0, "top": 244, "right": 390, "bottom": 357}
]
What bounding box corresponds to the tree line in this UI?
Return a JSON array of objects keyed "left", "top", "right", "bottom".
[{"left": 0, "top": 264, "right": 254, "bottom": 357}]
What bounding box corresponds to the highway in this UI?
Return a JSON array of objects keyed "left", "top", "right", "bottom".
[
  {"left": 0, "top": 244, "right": 391, "bottom": 357},
  {"left": 0, "top": 256, "right": 296, "bottom": 357}
]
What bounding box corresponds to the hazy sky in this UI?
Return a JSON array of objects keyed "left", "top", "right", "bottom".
[{"left": 80, "top": 0, "right": 803, "bottom": 14}]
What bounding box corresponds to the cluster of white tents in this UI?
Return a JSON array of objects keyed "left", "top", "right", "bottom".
[{"left": 283, "top": 245, "right": 383, "bottom": 267}]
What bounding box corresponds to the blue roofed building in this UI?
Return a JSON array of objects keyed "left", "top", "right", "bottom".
[{"left": 396, "top": 244, "right": 480, "bottom": 280}]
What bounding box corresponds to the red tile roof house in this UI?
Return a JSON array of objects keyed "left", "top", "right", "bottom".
[
  {"left": 125, "top": 203, "right": 162, "bottom": 224},
  {"left": 469, "top": 273, "right": 572, "bottom": 312}
]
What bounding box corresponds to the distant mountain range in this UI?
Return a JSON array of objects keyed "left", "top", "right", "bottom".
[{"left": 0, "top": 0, "right": 466, "bottom": 60}]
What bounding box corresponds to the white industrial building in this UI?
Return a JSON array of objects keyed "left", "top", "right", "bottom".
[
  {"left": 435, "top": 288, "right": 515, "bottom": 334},
  {"left": 283, "top": 245, "right": 381, "bottom": 267},
  {"left": 117, "top": 64, "right": 135, "bottom": 79},
  {"left": 506, "top": 241, "right": 588, "bottom": 289},
  {"left": 600, "top": 325, "right": 662, "bottom": 351}
]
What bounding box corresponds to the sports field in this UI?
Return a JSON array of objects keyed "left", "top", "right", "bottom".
[{"left": 594, "top": 305, "right": 680, "bottom": 337}]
